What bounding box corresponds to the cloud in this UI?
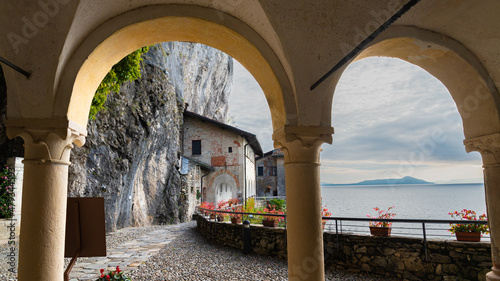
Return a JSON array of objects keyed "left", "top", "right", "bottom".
[
  {"left": 228, "top": 60, "right": 274, "bottom": 152},
  {"left": 229, "top": 56, "right": 483, "bottom": 184}
]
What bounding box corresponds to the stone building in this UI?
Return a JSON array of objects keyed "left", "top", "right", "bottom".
[
  {"left": 256, "top": 149, "right": 285, "bottom": 197},
  {"left": 181, "top": 111, "right": 262, "bottom": 204}
]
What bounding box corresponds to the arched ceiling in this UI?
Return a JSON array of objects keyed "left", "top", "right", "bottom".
[{"left": 0, "top": 0, "right": 499, "bottom": 136}]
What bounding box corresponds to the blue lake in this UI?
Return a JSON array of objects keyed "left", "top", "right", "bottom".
[{"left": 321, "top": 183, "right": 487, "bottom": 238}]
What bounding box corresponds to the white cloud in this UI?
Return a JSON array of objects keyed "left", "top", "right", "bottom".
[
  {"left": 228, "top": 60, "right": 274, "bottom": 153},
  {"left": 229, "top": 57, "right": 483, "bottom": 184}
]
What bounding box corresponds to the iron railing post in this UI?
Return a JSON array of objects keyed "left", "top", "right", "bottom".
[
  {"left": 335, "top": 219, "right": 339, "bottom": 251},
  {"left": 422, "top": 222, "right": 428, "bottom": 261}
]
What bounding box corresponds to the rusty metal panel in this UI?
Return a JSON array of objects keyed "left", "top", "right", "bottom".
[{"left": 64, "top": 197, "right": 106, "bottom": 257}]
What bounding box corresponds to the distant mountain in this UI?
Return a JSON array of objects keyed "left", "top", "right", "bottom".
[{"left": 322, "top": 176, "right": 434, "bottom": 186}]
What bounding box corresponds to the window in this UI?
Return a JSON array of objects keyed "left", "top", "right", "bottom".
[
  {"left": 192, "top": 140, "right": 201, "bottom": 155},
  {"left": 257, "top": 166, "right": 264, "bottom": 176},
  {"left": 228, "top": 147, "right": 232, "bottom": 153},
  {"left": 270, "top": 166, "right": 277, "bottom": 176}
]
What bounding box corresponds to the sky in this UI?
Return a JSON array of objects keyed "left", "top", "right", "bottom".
[{"left": 228, "top": 57, "right": 484, "bottom": 185}]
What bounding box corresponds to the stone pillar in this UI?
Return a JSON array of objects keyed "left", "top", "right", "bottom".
[
  {"left": 464, "top": 133, "right": 500, "bottom": 281},
  {"left": 6, "top": 119, "right": 86, "bottom": 281},
  {"left": 273, "top": 125, "right": 333, "bottom": 281}
]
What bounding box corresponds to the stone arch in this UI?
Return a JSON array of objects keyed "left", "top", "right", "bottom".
[
  {"left": 54, "top": 4, "right": 295, "bottom": 134},
  {"left": 328, "top": 25, "right": 500, "bottom": 139},
  {"left": 208, "top": 169, "right": 240, "bottom": 188},
  {"left": 211, "top": 172, "right": 238, "bottom": 203}
]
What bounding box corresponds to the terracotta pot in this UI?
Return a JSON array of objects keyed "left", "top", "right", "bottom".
[
  {"left": 231, "top": 217, "right": 241, "bottom": 224},
  {"left": 455, "top": 231, "right": 481, "bottom": 242},
  {"left": 262, "top": 219, "right": 278, "bottom": 227},
  {"left": 217, "top": 215, "right": 225, "bottom": 222},
  {"left": 209, "top": 213, "right": 216, "bottom": 220},
  {"left": 369, "top": 226, "right": 391, "bottom": 237}
]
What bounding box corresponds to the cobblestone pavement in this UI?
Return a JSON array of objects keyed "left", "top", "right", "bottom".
[
  {"left": 67, "top": 224, "right": 187, "bottom": 280},
  {"left": 1, "top": 221, "right": 396, "bottom": 280}
]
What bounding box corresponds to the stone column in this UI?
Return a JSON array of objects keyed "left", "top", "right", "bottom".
[
  {"left": 273, "top": 125, "right": 333, "bottom": 281},
  {"left": 6, "top": 119, "right": 86, "bottom": 281},
  {"left": 465, "top": 133, "right": 500, "bottom": 281}
]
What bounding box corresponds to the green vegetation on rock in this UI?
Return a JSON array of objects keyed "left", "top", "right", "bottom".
[{"left": 89, "top": 46, "right": 149, "bottom": 120}]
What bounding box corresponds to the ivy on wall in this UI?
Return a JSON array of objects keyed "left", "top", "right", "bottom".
[{"left": 89, "top": 46, "right": 150, "bottom": 119}]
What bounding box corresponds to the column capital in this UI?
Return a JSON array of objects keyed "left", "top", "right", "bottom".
[
  {"left": 5, "top": 118, "right": 87, "bottom": 165},
  {"left": 273, "top": 125, "right": 333, "bottom": 164},
  {"left": 464, "top": 133, "right": 500, "bottom": 166}
]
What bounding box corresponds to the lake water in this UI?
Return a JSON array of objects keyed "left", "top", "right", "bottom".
[{"left": 320, "top": 183, "right": 488, "bottom": 239}]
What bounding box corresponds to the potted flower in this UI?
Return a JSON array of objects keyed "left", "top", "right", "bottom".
[
  {"left": 199, "top": 201, "right": 209, "bottom": 216},
  {"left": 207, "top": 202, "right": 216, "bottom": 219},
  {"left": 322, "top": 205, "right": 332, "bottom": 230},
  {"left": 260, "top": 205, "right": 285, "bottom": 227},
  {"left": 231, "top": 205, "right": 243, "bottom": 224},
  {"left": 97, "top": 266, "right": 131, "bottom": 281},
  {"left": 265, "top": 185, "right": 271, "bottom": 194},
  {"left": 449, "top": 209, "right": 489, "bottom": 242},
  {"left": 228, "top": 198, "right": 239, "bottom": 207},
  {"left": 367, "top": 206, "right": 396, "bottom": 236},
  {"left": 217, "top": 200, "right": 228, "bottom": 222}
]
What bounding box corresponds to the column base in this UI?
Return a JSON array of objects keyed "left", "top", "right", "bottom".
[{"left": 487, "top": 267, "right": 500, "bottom": 281}]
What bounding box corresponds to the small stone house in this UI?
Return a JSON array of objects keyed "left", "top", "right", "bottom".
[
  {"left": 180, "top": 111, "right": 263, "bottom": 205},
  {"left": 256, "top": 149, "right": 285, "bottom": 197}
]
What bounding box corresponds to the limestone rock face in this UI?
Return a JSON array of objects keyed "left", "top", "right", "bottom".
[
  {"left": 143, "top": 42, "right": 233, "bottom": 122},
  {"left": 68, "top": 43, "right": 233, "bottom": 232}
]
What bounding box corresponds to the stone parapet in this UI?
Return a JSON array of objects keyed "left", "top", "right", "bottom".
[
  {"left": 196, "top": 215, "right": 287, "bottom": 259},
  {"left": 197, "top": 216, "right": 492, "bottom": 280},
  {"left": 324, "top": 232, "right": 491, "bottom": 281}
]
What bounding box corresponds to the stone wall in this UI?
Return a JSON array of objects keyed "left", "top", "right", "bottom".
[
  {"left": 196, "top": 216, "right": 492, "bottom": 281},
  {"left": 324, "top": 233, "right": 491, "bottom": 281},
  {"left": 196, "top": 215, "right": 287, "bottom": 259}
]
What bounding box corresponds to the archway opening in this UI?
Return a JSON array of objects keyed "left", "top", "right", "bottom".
[
  {"left": 60, "top": 16, "right": 289, "bottom": 133},
  {"left": 59, "top": 13, "right": 289, "bottom": 231},
  {"left": 68, "top": 40, "right": 272, "bottom": 231},
  {"left": 324, "top": 57, "right": 485, "bottom": 224}
]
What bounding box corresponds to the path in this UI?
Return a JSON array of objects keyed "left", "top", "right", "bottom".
[{"left": 68, "top": 222, "right": 192, "bottom": 280}]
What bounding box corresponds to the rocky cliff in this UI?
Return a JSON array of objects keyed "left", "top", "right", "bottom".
[
  {"left": 67, "top": 42, "right": 233, "bottom": 232},
  {"left": 144, "top": 42, "right": 233, "bottom": 122}
]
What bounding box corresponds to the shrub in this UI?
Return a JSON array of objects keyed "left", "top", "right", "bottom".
[
  {"left": 90, "top": 46, "right": 150, "bottom": 119},
  {"left": 244, "top": 197, "right": 256, "bottom": 213},
  {"left": 0, "top": 167, "right": 15, "bottom": 219},
  {"left": 268, "top": 198, "right": 286, "bottom": 211}
]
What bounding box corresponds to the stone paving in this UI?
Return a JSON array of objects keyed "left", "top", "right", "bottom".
[{"left": 67, "top": 223, "right": 191, "bottom": 281}]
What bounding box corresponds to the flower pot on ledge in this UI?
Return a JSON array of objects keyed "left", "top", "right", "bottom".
[
  {"left": 209, "top": 213, "right": 216, "bottom": 220},
  {"left": 231, "top": 217, "right": 241, "bottom": 224},
  {"left": 455, "top": 231, "right": 481, "bottom": 242},
  {"left": 217, "top": 215, "right": 225, "bottom": 222},
  {"left": 262, "top": 219, "right": 278, "bottom": 227},
  {"left": 369, "top": 226, "right": 391, "bottom": 237}
]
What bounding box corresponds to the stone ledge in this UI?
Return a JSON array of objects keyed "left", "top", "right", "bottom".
[{"left": 197, "top": 216, "right": 492, "bottom": 281}]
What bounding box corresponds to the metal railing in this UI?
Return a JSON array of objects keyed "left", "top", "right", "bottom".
[
  {"left": 196, "top": 207, "right": 490, "bottom": 261},
  {"left": 322, "top": 216, "right": 490, "bottom": 261},
  {"left": 253, "top": 196, "right": 287, "bottom": 201}
]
